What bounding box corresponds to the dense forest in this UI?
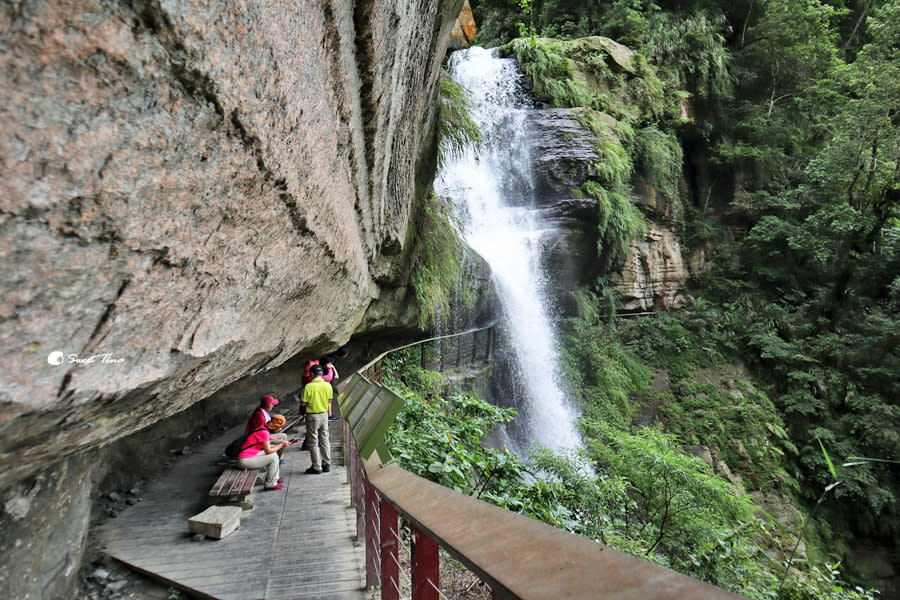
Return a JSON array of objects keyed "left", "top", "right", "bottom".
[{"left": 395, "top": 1, "right": 898, "bottom": 599}]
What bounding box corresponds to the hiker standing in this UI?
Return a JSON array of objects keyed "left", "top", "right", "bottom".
[
  {"left": 300, "top": 364, "right": 333, "bottom": 474},
  {"left": 319, "top": 346, "right": 348, "bottom": 420}
]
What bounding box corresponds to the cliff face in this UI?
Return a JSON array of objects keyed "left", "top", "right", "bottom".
[
  {"left": 523, "top": 109, "right": 688, "bottom": 316},
  {"left": 612, "top": 183, "right": 688, "bottom": 313},
  {"left": 0, "top": 0, "right": 463, "bottom": 489}
]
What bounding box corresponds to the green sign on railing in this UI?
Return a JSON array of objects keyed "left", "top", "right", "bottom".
[
  {"left": 337, "top": 324, "right": 495, "bottom": 462},
  {"left": 337, "top": 373, "right": 405, "bottom": 460}
]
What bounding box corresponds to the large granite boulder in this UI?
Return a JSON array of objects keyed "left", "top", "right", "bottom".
[
  {"left": 0, "top": 0, "right": 464, "bottom": 489},
  {"left": 1, "top": 0, "right": 466, "bottom": 597}
]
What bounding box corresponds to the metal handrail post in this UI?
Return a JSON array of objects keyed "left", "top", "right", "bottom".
[
  {"left": 411, "top": 524, "right": 440, "bottom": 600},
  {"left": 380, "top": 499, "right": 400, "bottom": 600},
  {"left": 365, "top": 475, "right": 380, "bottom": 589}
]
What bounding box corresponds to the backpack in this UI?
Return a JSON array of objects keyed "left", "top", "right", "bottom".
[
  {"left": 301, "top": 359, "right": 320, "bottom": 386},
  {"left": 223, "top": 426, "right": 266, "bottom": 459}
]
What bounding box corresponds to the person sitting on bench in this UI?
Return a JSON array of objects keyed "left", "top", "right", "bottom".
[
  {"left": 236, "top": 414, "right": 294, "bottom": 491},
  {"left": 246, "top": 394, "right": 279, "bottom": 435}
]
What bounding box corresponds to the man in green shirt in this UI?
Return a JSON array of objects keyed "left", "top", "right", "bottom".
[{"left": 300, "top": 364, "right": 333, "bottom": 474}]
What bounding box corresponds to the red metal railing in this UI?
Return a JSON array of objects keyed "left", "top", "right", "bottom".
[
  {"left": 345, "top": 427, "right": 441, "bottom": 600},
  {"left": 339, "top": 329, "right": 744, "bottom": 600}
]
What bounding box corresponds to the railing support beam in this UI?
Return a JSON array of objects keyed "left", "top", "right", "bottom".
[
  {"left": 411, "top": 525, "right": 439, "bottom": 600},
  {"left": 380, "top": 499, "right": 400, "bottom": 600},
  {"left": 365, "top": 477, "right": 380, "bottom": 589}
]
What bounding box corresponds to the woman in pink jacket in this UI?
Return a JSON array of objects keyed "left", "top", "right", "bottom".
[{"left": 236, "top": 414, "right": 294, "bottom": 491}]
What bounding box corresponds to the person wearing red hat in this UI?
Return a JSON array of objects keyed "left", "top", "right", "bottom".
[
  {"left": 236, "top": 414, "right": 294, "bottom": 491},
  {"left": 245, "top": 394, "right": 292, "bottom": 459},
  {"left": 245, "top": 394, "right": 280, "bottom": 435}
]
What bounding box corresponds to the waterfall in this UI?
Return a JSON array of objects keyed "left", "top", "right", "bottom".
[{"left": 436, "top": 47, "right": 581, "bottom": 454}]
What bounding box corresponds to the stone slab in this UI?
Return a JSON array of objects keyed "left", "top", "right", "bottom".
[{"left": 187, "top": 505, "right": 243, "bottom": 539}]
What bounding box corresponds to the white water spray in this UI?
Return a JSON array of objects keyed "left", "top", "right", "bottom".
[{"left": 437, "top": 47, "right": 581, "bottom": 453}]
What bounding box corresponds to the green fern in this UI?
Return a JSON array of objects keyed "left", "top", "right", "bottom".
[{"left": 437, "top": 71, "right": 482, "bottom": 170}]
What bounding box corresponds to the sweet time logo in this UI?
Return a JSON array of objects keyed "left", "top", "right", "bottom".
[{"left": 47, "top": 351, "right": 125, "bottom": 366}]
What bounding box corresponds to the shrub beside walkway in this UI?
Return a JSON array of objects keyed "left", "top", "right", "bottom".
[{"left": 98, "top": 420, "right": 366, "bottom": 600}]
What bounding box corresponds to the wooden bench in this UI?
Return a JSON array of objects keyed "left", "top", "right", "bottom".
[
  {"left": 209, "top": 468, "right": 259, "bottom": 510},
  {"left": 209, "top": 414, "right": 301, "bottom": 509}
]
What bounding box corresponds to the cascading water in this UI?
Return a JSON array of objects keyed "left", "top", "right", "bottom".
[{"left": 437, "top": 47, "right": 581, "bottom": 454}]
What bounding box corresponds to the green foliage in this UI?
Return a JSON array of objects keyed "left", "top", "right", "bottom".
[
  {"left": 596, "top": 0, "right": 657, "bottom": 47},
  {"left": 386, "top": 392, "right": 519, "bottom": 494},
  {"left": 615, "top": 304, "right": 795, "bottom": 492},
  {"left": 383, "top": 349, "right": 522, "bottom": 495},
  {"left": 600, "top": 4, "right": 735, "bottom": 102},
  {"left": 437, "top": 71, "right": 482, "bottom": 170},
  {"left": 455, "top": 0, "right": 897, "bottom": 593},
  {"left": 484, "top": 1, "right": 733, "bottom": 107},
  {"left": 619, "top": 283, "right": 898, "bottom": 540},
  {"left": 681, "top": 202, "right": 722, "bottom": 250},
  {"left": 527, "top": 420, "right": 875, "bottom": 599},
  {"left": 560, "top": 289, "right": 651, "bottom": 429},
  {"left": 383, "top": 347, "right": 446, "bottom": 395},
  {"left": 618, "top": 285, "right": 898, "bottom": 562},
  {"left": 738, "top": 297, "right": 900, "bottom": 539},
  {"left": 571, "top": 110, "right": 635, "bottom": 182},
  {"left": 382, "top": 351, "right": 875, "bottom": 599},
  {"left": 618, "top": 0, "right": 899, "bottom": 528},
  {"left": 576, "top": 181, "right": 645, "bottom": 271},
  {"left": 715, "top": 0, "right": 848, "bottom": 186},
  {"left": 411, "top": 192, "right": 474, "bottom": 329},
  {"left": 515, "top": 0, "right": 537, "bottom": 40},
  {"left": 661, "top": 378, "right": 795, "bottom": 493},
  {"left": 633, "top": 126, "right": 684, "bottom": 202},
  {"left": 473, "top": 0, "right": 607, "bottom": 44},
  {"left": 582, "top": 422, "right": 772, "bottom": 592},
  {"left": 622, "top": 307, "right": 727, "bottom": 379},
  {"left": 506, "top": 36, "right": 673, "bottom": 126},
  {"left": 645, "top": 11, "right": 734, "bottom": 100}
]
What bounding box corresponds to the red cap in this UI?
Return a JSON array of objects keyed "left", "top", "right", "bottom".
[{"left": 261, "top": 395, "right": 279, "bottom": 407}]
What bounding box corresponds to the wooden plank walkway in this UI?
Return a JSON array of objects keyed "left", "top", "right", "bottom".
[{"left": 98, "top": 420, "right": 367, "bottom": 600}]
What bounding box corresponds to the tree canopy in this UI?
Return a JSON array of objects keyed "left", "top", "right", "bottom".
[{"left": 457, "top": 0, "right": 898, "bottom": 592}]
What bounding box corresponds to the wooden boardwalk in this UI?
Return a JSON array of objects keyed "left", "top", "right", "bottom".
[{"left": 98, "top": 420, "right": 367, "bottom": 600}]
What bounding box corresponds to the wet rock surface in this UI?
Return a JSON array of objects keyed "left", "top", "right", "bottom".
[{"left": 526, "top": 108, "right": 602, "bottom": 202}]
